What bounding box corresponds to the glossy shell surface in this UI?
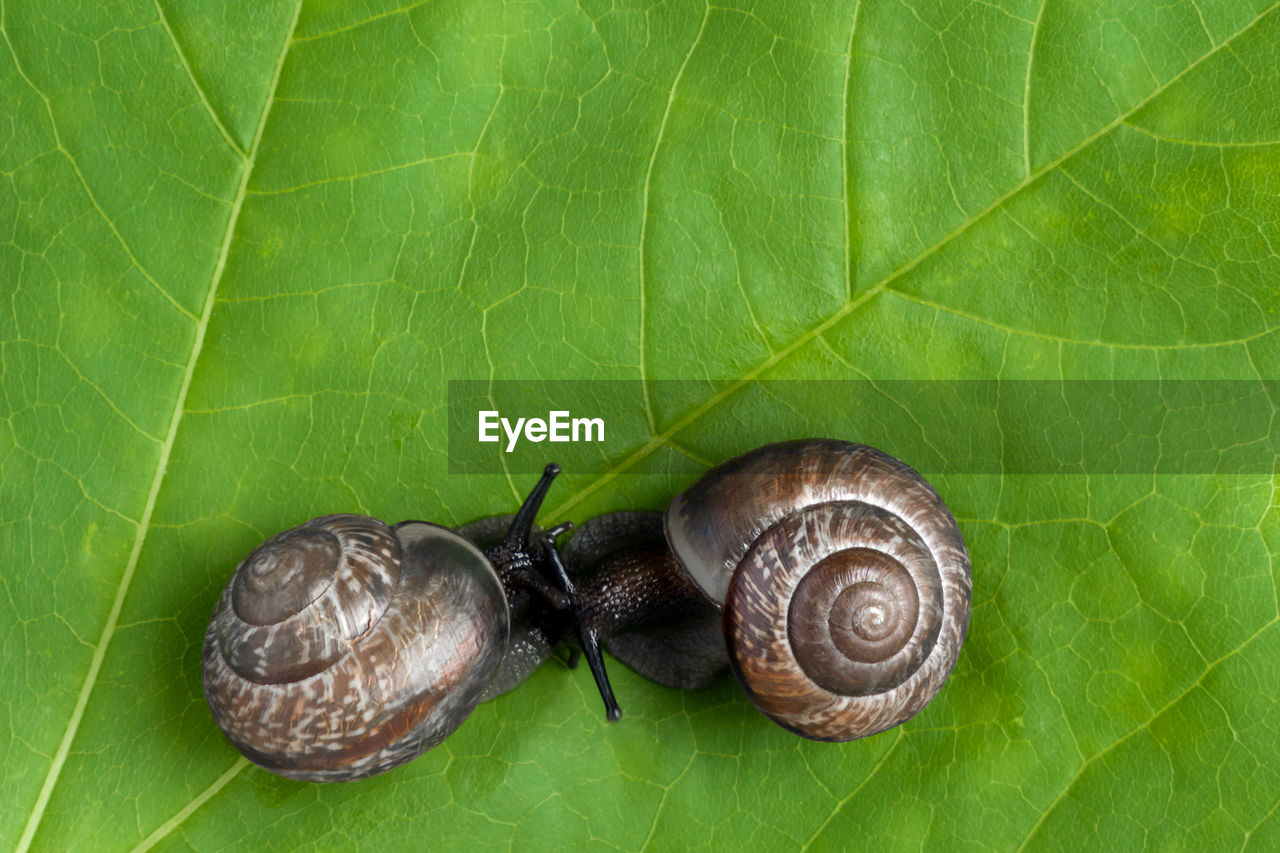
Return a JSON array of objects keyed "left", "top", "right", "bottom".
[
  {"left": 203, "top": 516, "right": 508, "bottom": 781},
  {"left": 664, "top": 439, "right": 971, "bottom": 741}
]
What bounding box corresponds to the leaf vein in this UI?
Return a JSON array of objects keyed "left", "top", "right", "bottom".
[
  {"left": 291, "top": 0, "right": 434, "bottom": 44},
  {"left": 1121, "top": 120, "right": 1280, "bottom": 148},
  {"left": 1014, "top": 618, "right": 1278, "bottom": 852},
  {"left": 886, "top": 288, "right": 1273, "bottom": 351},
  {"left": 129, "top": 758, "right": 250, "bottom": 853},
  {"left": 843, "top": 0, "right": 863, "bottom": 303},
  {"left": 802, "top": 728, "right": 905, "bottom": 848},
  {"left": 638, "top": 2, "right": 712, "bottom": 435},
  {"left": 151, "top": 0, "right": 245, "bottom": 156},
  {"left": 13, "top": 3, "right": 303, "bottom": 849},
  {"left": 0, "top": 21, "right": 199, "bottom": 323},
  {"left": 1023, "top": 0, "right": 1047, "bottom": 176}
]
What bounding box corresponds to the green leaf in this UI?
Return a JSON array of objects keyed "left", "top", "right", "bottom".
[{"left": 4, "top": 0, "right": 1279, "bottom": 850}]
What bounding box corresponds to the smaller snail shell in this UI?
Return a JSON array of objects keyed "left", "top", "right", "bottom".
[
  {"left": 664, "top": 440, "right": 971, "bottom": 741},
  {"left": 203, "top": 515, "right": 509, "bottom": 781},
  {"left": 213, "top": 515, "right": 402, "bottom": 684}
]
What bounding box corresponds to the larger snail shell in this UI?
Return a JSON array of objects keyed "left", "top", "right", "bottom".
[
  {"left": 202, "top": 515, "right": 508, "bottom": 781},
  {"left": 665, "top": 439, "right": 971, "bottom": 741}
]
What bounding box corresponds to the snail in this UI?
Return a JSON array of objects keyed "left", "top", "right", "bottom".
[
  {"left": 658, "top": 439, "right": 972, "bottom": 740},
  {"left": 203, "top": 440, "right": 970, "bottom": 780},
  {"left": 202, "top": 464, "right": 619, "bottom": 781},
  {"left": 563, "top": 439, "right": 972, "bottom": 741}
]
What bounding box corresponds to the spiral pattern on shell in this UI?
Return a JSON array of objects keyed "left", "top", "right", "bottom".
[
  {"left": 664, "top": 440, "right": 970, "bottom": 741},
  {"left": 203, "top": 516, "right": 509, "bottom": 781},
  {"left": 214, "top": 515, "right": 402, "bottom": 684}
]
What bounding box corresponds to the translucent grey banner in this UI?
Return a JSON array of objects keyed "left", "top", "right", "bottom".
[{"left": 447, "top": 380, "right": 1280, "bottom": 475}]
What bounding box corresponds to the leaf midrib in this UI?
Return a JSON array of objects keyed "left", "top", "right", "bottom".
[
  {"left": 14, "top": 2, "right": 303, "bottom": 849},
  {"left": 61, "top": 2, "right": 1280, "bottom": 848}
]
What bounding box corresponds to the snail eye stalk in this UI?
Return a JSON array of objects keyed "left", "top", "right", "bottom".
[
  {"left": 484, "top": 464, "right": 573, "bottom": 610},
  {"left": 504, "top": 463, "right": 561, "bottom": 550},
  {"left": 540, "top": 530, "right": 622, "bottom": 721},
  {"left": 498, "top": 463, "right": 621, "bottom": 720}
]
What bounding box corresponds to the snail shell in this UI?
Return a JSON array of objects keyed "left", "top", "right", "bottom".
[
  {"left": 202, "top": 515, "right": 508, "bottom": 781},
  {"left": 665, "top": 439, "right": 971, "bottom": 741}
]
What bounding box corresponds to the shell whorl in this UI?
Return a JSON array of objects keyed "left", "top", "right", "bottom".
[
  {"left": 203, "top": 517, "right": 509, "bottom": 781},
  {"left": 664, "top": 440, "right": 971, "bottom": 741},
  {"left": 215, "top": 515, "right": 402, "bottom": 683}
]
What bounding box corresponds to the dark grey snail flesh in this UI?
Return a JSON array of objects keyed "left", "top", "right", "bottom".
[{"left": 560, "top": 511, "right": 729, "bottom": 690}]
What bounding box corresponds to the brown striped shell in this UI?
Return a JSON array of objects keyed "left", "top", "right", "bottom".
[
  {"left": 202, "top": 515, "right": 508, "bottom": 781},
  {"left": 664, "top": 440, "right": 971, "bottom": 741}
]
